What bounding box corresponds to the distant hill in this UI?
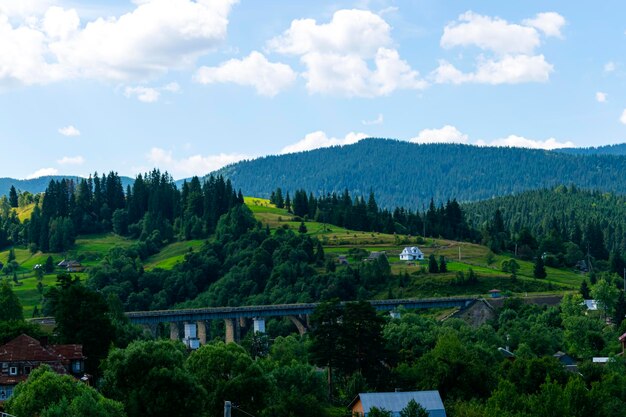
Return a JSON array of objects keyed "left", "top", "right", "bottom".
[
  {"left": 556, "top": 143, "right": 626, "bottom": 156},
  {"left": 212, "top": 139, "right": 626, "bottom": 208},
  {"left": 0, "top": 176, "right": 134, "bottom": 196}
]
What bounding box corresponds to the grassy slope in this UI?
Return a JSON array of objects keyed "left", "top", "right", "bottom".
[
  {"left": 245, "top": 198, "right": 585, "bottom": 299},
  {"left": 3, "top": 196, "right": 585, "bottom": 313}
]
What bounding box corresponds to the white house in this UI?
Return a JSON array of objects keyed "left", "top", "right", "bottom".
[{"left": 400, "top": 246, "right": 424, "bottom": 261}]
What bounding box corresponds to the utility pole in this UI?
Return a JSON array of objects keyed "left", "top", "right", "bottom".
[
  {"left": 224, "top": 401, "right": 232, "bottom": 417},
  {"left": 458, "top": 246, "right": 461, "bottom": 261},
  {"left": 623, "top": 267, "right": 625, "bottom": 292}
]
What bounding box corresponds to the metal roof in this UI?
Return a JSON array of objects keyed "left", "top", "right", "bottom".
[{"left": 352, "top": 391, "right": 446, "bottom": 417}]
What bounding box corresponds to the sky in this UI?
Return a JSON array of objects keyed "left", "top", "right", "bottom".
[{"left": 0, "top": 0, "right": 625, "bottom": 180}]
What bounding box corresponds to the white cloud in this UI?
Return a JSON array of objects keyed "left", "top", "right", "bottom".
[
  {"left": 362, "top": 113, "right": 383, "bottom": 125},
  {"left": 436, "top": 11, "right": 561, "bottom": 85},
  {"left": 408, "top": 125, "right": 573, "bottom": 149},
  {"left": 441, "top": 11, "right": 541, "bottom": 55},
  {"left": 57, "top": 155, "right": 84, "bottom": 165},
  {"left": 124, "top": 81, "right": 181, "bottom": 102},
  {"left": 58, "top": 125, "right": 80, "bottom": 136},
  {"left": 0, "top": 0, "right": 55, "bottom": 19},
  {"left": 621, "top": 109, "right": 626, "bottom": 125},
  {"left": 163, "top": 82, "right": 180, "bottom": 93},
  {"left": 523, "top": 12, "right": 566, "bottom": 38},
  {"left": 0, "top": 0, "right": 236, "bottom": 87},
  {"left": 194, "top": 51, "right": 297, "bottom": 96},
  {"left": 124, "top": 86, "right": 160, "bottom": 103},
  {"left": 605, "top": 61, "right": 616, "bottom": 72},
  {"left": 433, "top": 55, "right": 553, "bottom": 85},
  {"left": 410, "top": 125, "right": 469, "bottom": 144},
  {"left": 477, "top": 135, "right": 574, "bottom": 149},
  {"left": 596, "top": 92, "right": 607, "bottom": 103},
  {"left": 147, "top": 147, "right": 249, "bottom": 178},
  {"left": 26, "top": 167, "right": 59, "bottom": 179},
  {"left": 281, "top": 131, "right": 368, "bottom": 154},
  {"left": 268, "top": 9, "right": 426, "bottom": 97}
]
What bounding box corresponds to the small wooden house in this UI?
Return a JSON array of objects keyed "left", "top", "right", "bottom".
[{"left": 400, "top": 247, "right": 424, "bottom": 261}]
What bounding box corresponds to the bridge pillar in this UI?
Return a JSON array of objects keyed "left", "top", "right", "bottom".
[
  {"left": 169, "top": 322, "right": 180, "bottom": 341},
  {"left": 143, "top": 323, "right": 158, "bottom": 338},
  {"left": 225, "top": 318, "right": 236, "bottom": 344},
  {"left": 253, "top": 317, "right": 266, "bottom": 334},
  {"left": 197, "top": 321, "right": 207, "bottom": 345},
  {"left": 288, "top": 315, "right": 308, "bottom": 335}
]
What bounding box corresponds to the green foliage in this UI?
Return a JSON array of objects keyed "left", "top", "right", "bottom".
[
  {"left": 6, "top": 365, "right": 125, "bottom": 417},
  {"left": 186, "top": 342, "right": 271, "bottom": 417},
  {"left": 0, "top": 279, "right": 23, "bottom": 321},
  {"left": 592, "top": 279, "right": 620, "bottom": 318},
  {"left": 101, "top": 340, "right": 205, "bottom": 417},
  {"left": 533, "top": 256, "right": 547, "bottom": 279},
  {"left": 400, "top": 399, "right": 429, "bottom": 417},
  {"left": 368, "top": 407, "right": 392, "bottom": 417},
  {"left": 44, "top": 275, "right": 115, "bottom": 375},
  {"left": 428, "top": 254, "right": 439, "bottom": 273}
]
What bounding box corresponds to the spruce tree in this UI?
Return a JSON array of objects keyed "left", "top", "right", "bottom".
[
  {"left": 580, "top": 280, "right": 591, "bottom": 299},
  {"left": 428, "top": 254, "right": 439, "bottom": 273},
  {"left": 8, "top": 186, "right": 18, "bottom": 208},
  {"left": 439, "top": 255, "right": 447, "bottom": 273},
  {"left": 533, "top": 256, "right": 547, "bottom": 279}
]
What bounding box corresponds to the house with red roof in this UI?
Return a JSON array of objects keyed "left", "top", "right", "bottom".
[{"left": 0, "top": 334, "right": 85, "bottom": 401}]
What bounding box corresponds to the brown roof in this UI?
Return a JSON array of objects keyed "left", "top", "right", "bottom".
[
  {"left": 0, "top": 334, "right": 60, "bottom": 362},
  {"left": 0, "top": 334, "right": 84, "bottom": 363},
  {"left": 49, "top": 344, "right": 84, "bottom": 361}
]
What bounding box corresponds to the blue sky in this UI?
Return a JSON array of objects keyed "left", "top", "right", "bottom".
[{"left": 0, "top": 0, "right": 625, "bottom": 179}]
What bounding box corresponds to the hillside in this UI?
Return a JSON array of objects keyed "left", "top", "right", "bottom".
[
  {"left": 213, "top": 139, "right": 626, "bottom": 208},
  {"left": 463, "top": 186, "right": 626, "bottom": 252},
  {"left": 556, "top": 143, "right": 626, "bottom": 156},
  {"left": 0, "top": 175, "right": 134, "bottom": 196}
]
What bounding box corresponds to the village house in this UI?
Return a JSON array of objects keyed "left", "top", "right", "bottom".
[
  {"left": 0, "top": 334, "right": 85, "bottom": 401},
  {"left": 365, "top": 251, "right": 387, "bottom": 262},
  {"left": 57, "top": 259, "right": 84, "bottom": 273},
  {"left": 349, "top": 391, "right": 447, "bottom": 417},
  {"left": 399, "top": 246, "right": 424, "bottom": 261}
]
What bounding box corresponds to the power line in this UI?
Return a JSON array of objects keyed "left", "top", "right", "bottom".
[{"left": 232, "top": 405, "right": 258, "bottom": 417}]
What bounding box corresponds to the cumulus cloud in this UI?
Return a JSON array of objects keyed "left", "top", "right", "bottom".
[
  {"left": 147, "top": 147, "right": 249, "bottom": 178},
  {"left": 605, "top": 61, "right": 616, "bottom": 73},
  {"left": 26, "top": 167, "right": 58, "bottom": 179},
  {"left": 194, "top": 51, "right": 297, "bottom": 96},
  {"left": 281, "top": 131, "right": 369, "bottom": 154},
  {"left": 435, "top": 11, "right": 562, "bottom": 85},
  {"left": 596, "top": 92, "right": 607, "bottom": 103},
  {"left": 441, "top": 11, "right": 541, "bottom": 55},
  {"left": 268, "top": 9, "right": 426, "bottom": 97},
  {"left": 124, "top": 81, "right": 181, "bottom": 103},
  {"left": 621, "top": 109, "right": 626, "bottom": 125},
  {"left": 58, "top": 125, "right": 80, "bottom": 136},
  {"left": 0, "top": 0, "right": 236, "bottom": 87},
  {"left": 57, "top": 155, "right": 84, "bottom": 165},
  {"left": 124, "top": 86, "right": 160, "bottom": 103},
  {"left": 408, "top": 125, "right": 573, "bottom": 149},
  {"left": 523, "top": 12, "right": 566, "bottom": 38},
  {"left": 362, "top": 114, "right": 383, "bottom": 125},
  {"left": 476, "top": 135, "right": 574, "bottom": 149},
  {"left": 409, "top": 125, "right": 469, "bottom": 144}
]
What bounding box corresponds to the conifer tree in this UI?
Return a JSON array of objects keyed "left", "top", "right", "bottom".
[
  {"left": 439, "top": 255, "right": 447, "bottom": 273},
  {"left": 8, "top": 186, "right": 18, "bottom": 208},
  {"left": 533, "top": 256, "right": 547, "bottom": 279},
  {"left": 428, "top": 254, "right": 439, "bottom": 273}
]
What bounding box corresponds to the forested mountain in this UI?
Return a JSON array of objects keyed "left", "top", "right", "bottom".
[
  {"left": 556, "top": 143, "right": 626, "bottom": 156},
  {"left": 463, "top": 186, "right": 626, "bottom": 260},
  {"left": 0, "top": 176, "right": 134, "bottom": 196},
  {"left": 213, "top": 139, "right": 626, "bottom": 208}
]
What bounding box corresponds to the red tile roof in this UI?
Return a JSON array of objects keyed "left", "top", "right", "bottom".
[{"left": 0, "top": 334, "right": 60, "bottom": 362}]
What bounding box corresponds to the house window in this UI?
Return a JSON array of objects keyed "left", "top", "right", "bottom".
[
  {"left": 72, "top": 360, "right": 82, "bottom": 373},
  {"left": 24, "top": 366, "right": 32, "bottom": 375},
  {"left": 9, "top": 367, "right": 17, "bottom": 376}
]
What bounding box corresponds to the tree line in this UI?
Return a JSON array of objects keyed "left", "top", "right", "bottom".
[{"left": 0, "top": 171, "right": 243, "bottom": 253}]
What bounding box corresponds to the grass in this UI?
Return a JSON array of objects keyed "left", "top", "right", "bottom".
[
  {"left": 144, "top": 239, "right": 205, "bottom": 270},
  {"left": 244, "top": 196, "right": 585, "bottom": 297},
  {"left": 14, "top": 203, "right": 36, "bottom": 222}
]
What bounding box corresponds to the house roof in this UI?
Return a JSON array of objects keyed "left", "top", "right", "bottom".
[
  {"left": 0, "top": 334, "right": 60, "bottom": 362},
  {"left": 401, "top": 247, "right": 423, "bottom": 253},
  {"left": 583, "top": 300, "right": 598, "bottom": 311},
  {"left": 488, "top": 289, "right": 501, "bottom": 293},
  {"left": 0, "top": 334, "right": 84, "bottom": 364},
  {"left": 349, "top": 391, "right": 446, "bottom": 417}
]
